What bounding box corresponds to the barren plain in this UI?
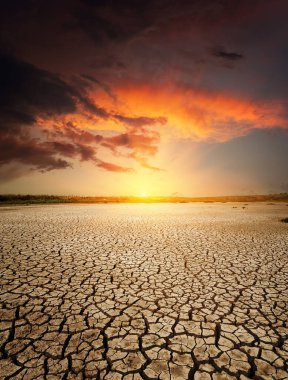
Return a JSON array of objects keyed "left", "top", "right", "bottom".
[{"left": 0, "top": 203, "right": 287, "bottom": 379}]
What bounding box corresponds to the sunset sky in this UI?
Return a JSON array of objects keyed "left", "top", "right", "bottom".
[{"left": 1, "top": 0, "right": 288, "bottom": 196}]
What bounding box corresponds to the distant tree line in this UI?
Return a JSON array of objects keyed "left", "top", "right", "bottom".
[{"left": 0, "top": 193, "right": 288, "bottom": 205}]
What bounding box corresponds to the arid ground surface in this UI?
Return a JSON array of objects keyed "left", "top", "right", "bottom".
[{"left": 0, "top": 203, "right": 287, "bottom": 380}]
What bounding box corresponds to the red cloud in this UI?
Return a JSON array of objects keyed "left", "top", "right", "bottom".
[{"left": 95, "top": 160, "right": 132, "bottom": 172}]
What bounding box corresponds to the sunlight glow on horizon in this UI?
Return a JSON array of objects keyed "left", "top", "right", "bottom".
[{"left": 138, "top": 190, "right": 150, "bottom": 198}]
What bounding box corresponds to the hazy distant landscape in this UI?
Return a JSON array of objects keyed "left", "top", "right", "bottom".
[{"left": 1, "top": 193, "right": 288, "bottom": 205}]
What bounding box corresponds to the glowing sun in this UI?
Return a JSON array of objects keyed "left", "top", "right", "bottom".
[{"left": 139, "top": 191, "right": 149, "bottom": 198}]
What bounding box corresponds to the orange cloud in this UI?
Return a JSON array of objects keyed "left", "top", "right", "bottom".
[
  {"left": 35, "top": 81, "right": 288, "bottom": 175},
  {"left": 93, "top": 84, "right": 288, "bottom": 142}
]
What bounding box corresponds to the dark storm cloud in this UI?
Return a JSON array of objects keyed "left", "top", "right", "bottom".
[
  {"left": 75, "top": 0, "right": 160, "bottom": 43},
  {"left": 0, "top": 53, "right": 77, "bottom": 127},
  {"left": 74, "top": 0, "right": 242, "bottom": 45},
  {"left": 0, "top": 52, "right": 123, "bottom": 130},
  {"left": 0, "top": 131, "right": 132, "bottom": 173},
  {"left": 0, "top": 136, "right": 71, "bottom": 171},
  {"left": 0, "top": 52, "right": 103, "bottom": 171},
  {"left": 47, "top": 141, "right": 96, "bottom": 162},
  {"left": 0, "top": 52, "right": 164, "bottom": 174},
  {"left": 0, "top": 51, "right": 167, "bottom": 133},
  {"left": 80, "top": 74, "right": 118, "bottom": 101},
  {"left": 212, "top": 49, "right": 244, "bottom": 61},
  {"left": 66, "top": 0, "right": 288, "bottom": 104},
  {"left": 0, "top": 52, "right": 75, "bottom": 171},
  {"left": 2, "top": 0, "right": 286, "bottom": 96}
]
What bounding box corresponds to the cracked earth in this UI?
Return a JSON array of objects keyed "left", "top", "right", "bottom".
[{"left": 0, "top": 203, "right": 288, "bottom": 380}]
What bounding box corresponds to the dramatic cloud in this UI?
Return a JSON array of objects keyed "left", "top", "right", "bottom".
[
  {"left": 0, "top": 53, "right": 165, "bottom": 174},
  {"left": 107, "top": 84, "right": 288, "bottom": 141},
  {"left": 0, "top": 136, "right": 71, "bottom": 171},
  {"left": 209, "top": 47, "right": 244, "bottom": 69},
  {"left": 113, "top": 115, "right": 167, "bottom": 128},
  {"left": 95, "top": 160, "right": 132, "bottom": 173},
  {"left": 1, "top": 0, "right": 288, "bottom": 187},
  {"left": 0, "top": 53, "right": 77, "bottom": 128},
  {"left": 102, "top": 129, "right": 161, "bottom": 169},
  {"left": 212, "top": 50, "right": 244, "bottom": 61}
]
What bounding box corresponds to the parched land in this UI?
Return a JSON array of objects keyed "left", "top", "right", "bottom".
[{"left": 0, "top": 203, "right": 287, "bottom": 379}]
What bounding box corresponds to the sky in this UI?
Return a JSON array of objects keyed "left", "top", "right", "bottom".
[{"left": 0, "top": 0, "right": 288, "bottom": 196}]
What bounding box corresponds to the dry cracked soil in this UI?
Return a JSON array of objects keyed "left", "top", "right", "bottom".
[{"left": 0, "top": 203, "right": 287, "bottom": 380}]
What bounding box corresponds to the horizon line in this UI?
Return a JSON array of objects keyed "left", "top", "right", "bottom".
[{"left": 1, "top": 193, "right": 288, "bottom": 204}]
